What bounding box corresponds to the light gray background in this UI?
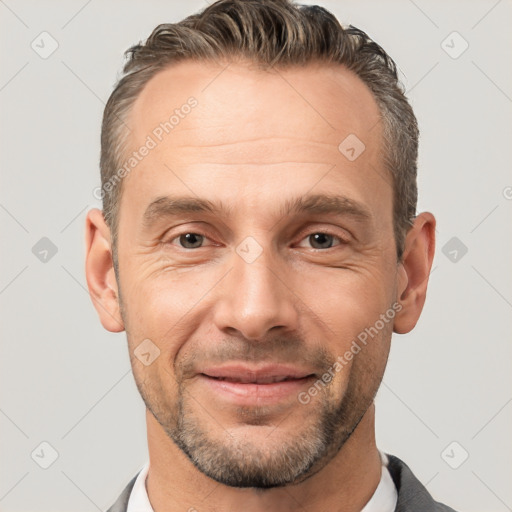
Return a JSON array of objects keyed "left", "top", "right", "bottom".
[{"left": 1, "top": 0, "right": 511, "bottom": 511}]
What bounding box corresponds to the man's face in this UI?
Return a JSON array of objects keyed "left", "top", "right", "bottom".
[{"left": 115, "top": 61, "right": 400, "bottom": 487}]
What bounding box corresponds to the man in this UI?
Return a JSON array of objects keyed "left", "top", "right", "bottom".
[{"left": 85, "top": 0, "right": 457, "bottom": 510}]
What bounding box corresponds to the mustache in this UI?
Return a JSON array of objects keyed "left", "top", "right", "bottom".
[{"left": 177, "top": 335, "right": 334, "bottom": 379}]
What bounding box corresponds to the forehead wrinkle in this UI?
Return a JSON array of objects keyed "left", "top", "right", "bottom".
[{"left": 169, "top": 134, "right": 338, "bottom": 149}]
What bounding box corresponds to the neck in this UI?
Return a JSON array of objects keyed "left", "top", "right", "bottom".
[{"left": 145, "top": 404, "right": 381, "bottom": 512}]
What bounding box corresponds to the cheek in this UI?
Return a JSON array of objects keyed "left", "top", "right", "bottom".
[
  {"left": 121, "top": 264, "right": 220, "bottom": 366},
  {"left": 299, "top": 267, "right": 394, "bottom": 345},
  {"left": 122, "top": 262, "right": 191, "bottom": 324},
  {"left": 295, "top": 269, "right": 394, "bottom": 401}
]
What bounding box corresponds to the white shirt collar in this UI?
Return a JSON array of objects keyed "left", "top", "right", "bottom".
[
  {"left": 127, "top": 451, "right": 397, "bottom": 512},
  {"left": 126, "top": 461, "right": 152, "bottom": 512},
  {"left": 361, "top": 452, "right": 398, "bottom": 512}
]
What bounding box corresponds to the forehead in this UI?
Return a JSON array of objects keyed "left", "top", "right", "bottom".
[
  {"left": 120, "top": 59, "right": 389, "bottom": 225},
  {"left": 128, "top": 60, "right": 382, "bottom": 153}
]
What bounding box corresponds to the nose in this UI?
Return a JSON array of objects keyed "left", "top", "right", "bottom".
[{"left": 211, "top": 244, "right": 300, "bottom": 341}]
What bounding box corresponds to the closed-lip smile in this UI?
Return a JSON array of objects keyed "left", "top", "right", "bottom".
[
  {"left": 200, "top": 363, "right": 316, "bottom": 383},
  {"left": 198, "top": 364, "right": 317, "bottom": 403}
]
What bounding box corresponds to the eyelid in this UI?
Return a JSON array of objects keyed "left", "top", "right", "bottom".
[{"left": 294, "top": 224, "right": 351, "bottom": 244}]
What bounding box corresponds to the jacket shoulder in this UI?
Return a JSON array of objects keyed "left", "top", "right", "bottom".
[
  {"left": 105, "top": 456, "right": 461, "bottom": 512},
  {"left": 386, "top": 454, "right": 459, "bottom": 512}
]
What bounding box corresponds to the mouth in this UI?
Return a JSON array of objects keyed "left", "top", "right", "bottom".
[
  {"left": 207, "top": 375, "right": 306, "bottom": 384},
  {"left": 197, "top": 364, "right": 317, "bottom": 403},
  {"left": 201, "top": 363, "right": 315, "bottom": 383}
]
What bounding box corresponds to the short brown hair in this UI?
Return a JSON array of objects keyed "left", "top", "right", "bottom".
[{"left": 100, "top": 0, "right": 418, "bottom": 266}]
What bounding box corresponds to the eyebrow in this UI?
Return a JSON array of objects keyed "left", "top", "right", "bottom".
[
  {"left": 142, "top": 193, "right": 372, "bottom": 229},
  {"left": 280, "top": 194, "right": 372, "bottom": 222}
]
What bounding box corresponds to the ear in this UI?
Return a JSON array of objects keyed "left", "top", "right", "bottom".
[
  {"left": 393, "top": 212, "right": 436, "bottom": 334},
  {"left": 84, "top": 208, "right": 125, "bottom": 332}
]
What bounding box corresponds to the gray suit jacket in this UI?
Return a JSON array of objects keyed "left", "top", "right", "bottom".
[{"left": 106, "top": 453, "right": 458, "bottom": 512}]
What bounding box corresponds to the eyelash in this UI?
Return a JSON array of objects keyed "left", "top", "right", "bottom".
[{"left": 163, "top": 229, "right": 349, "bottom": 250}]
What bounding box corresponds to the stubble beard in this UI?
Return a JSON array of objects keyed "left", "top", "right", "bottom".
[{"left": 138, "top": 369, "right": 376, "bottom": 490}]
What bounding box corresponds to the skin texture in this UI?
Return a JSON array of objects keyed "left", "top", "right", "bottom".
[{"left": 85, "top": 60, "right": 435, "bottom": 512}]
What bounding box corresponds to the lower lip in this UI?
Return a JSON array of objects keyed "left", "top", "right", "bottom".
[{"left": 199, "top": 374, "right": 315, "bottom": 404}]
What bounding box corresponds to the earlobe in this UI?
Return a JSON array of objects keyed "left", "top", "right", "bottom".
[
  {"left": 84, "top": 208, "right": 125, "bottom": 333},
  {"left": 393, "top": 212, "right": 436, "bottom": 334}
]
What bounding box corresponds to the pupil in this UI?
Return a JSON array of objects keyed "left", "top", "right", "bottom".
[
  {"left": 180, "top": 233, "right": 203, "bottom": 248},
  {"left": 311, "top": 233, "right": 332, "bottom": 249}
]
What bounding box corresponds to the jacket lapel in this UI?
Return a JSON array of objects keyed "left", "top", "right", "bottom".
[
  {"left": 386, "top": 454, "right": 457, "bottom": 511},
  {"left": 105, "top": 455, "right": 458, "bottom": 512},
  {"left": 105, "top": 472, "right": 140, "bottom": 512}
]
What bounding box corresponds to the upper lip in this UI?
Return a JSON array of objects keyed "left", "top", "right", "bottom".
[{"left": 200, "top": 364, "right": 315, "bottom": 384}]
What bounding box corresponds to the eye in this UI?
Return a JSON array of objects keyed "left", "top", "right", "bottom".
[
  {"left": 296, "top": 232, "right": 345, "bottom": 250},
  {"left": 169, "top": 232, "right": 208, "bottom": 249},
  {"left": 164, "top": 230, "right": 346, "bottom": 251}
]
